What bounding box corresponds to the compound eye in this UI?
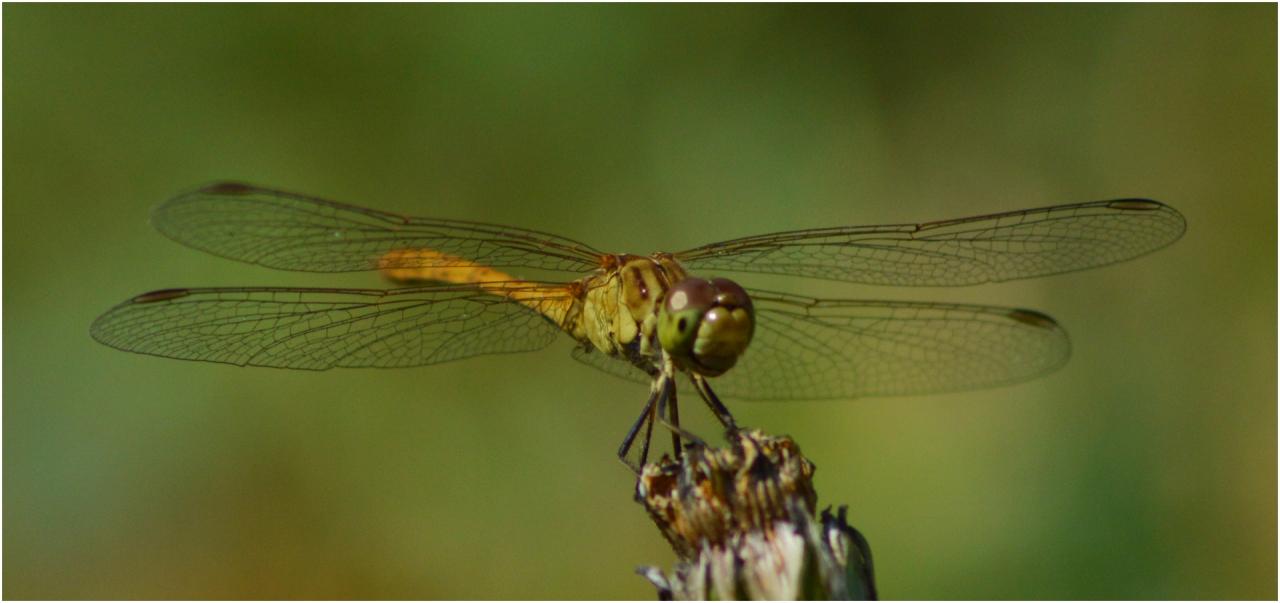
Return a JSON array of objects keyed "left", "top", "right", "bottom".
[
  {"left": 663, "top": 278, "right": 716, "bottom": 316},
  {"left": 710, "top": 278, "right": 753, "bottom": 315},
  {"left": 658, "top": 278, "right": 715, "bottom": 361},
  {"left": 657, "top": 277, "right": 756, "bottom": 377}
]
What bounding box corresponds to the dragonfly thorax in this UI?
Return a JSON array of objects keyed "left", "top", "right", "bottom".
[
  {"left": 575, "top": 254, "right": 681, "bottom": 361},
  {"left": 578, "top": 254, "right": 756, "bottom": 379}
]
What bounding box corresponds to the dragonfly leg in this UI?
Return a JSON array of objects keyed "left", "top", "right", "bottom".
[
  {"left": 692, "top": 375, "right": 739, "bottom": 433},
  {"left": 667, "top": 379, "right": 682, "bottom": 463},
  {"left": 619, "top": 384, "right": 660, "bottom": 473},
  {"left": 618, "top": 381, "right": 660, "bottom": 473},
  {"left": 655, "top": 373, "right": 706, "bottom": 450}
]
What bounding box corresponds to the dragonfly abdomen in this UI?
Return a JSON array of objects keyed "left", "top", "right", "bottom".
[{"left": 378, "top": 247, "right": 584, "bottom": 337}]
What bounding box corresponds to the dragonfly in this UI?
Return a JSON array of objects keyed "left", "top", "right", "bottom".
[{"left": 91, "top": 183, "right": 1186, "bottom": 471}]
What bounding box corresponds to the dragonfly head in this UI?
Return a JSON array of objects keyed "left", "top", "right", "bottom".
[{"left": 657, "top": 277, "right": 755, "bottom": 377}]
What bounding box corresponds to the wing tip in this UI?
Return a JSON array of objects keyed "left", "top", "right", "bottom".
[
  {"left": 1107, "top": 198, "right": 1187, "bottom": 236},
  {"left": 153, "top": 181, "right": 264, "bottom": 216}
]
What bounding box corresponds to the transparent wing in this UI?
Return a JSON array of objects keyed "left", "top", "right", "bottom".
[
  {"left": 151, "top": 183, "right": 606, "bottom": 274},
  {"left": 90, "top": 283, "right": 573, "bottom": 370},
  {"left": 676, "top": 200, "right": 1186, "bottom": 286},
  {"left": 565, "top": 290, "right": 1071, "bottom": 401},
  {"left": 570, "top": 343, "right": 654, "bottom": 384},
  {"left": 706, "top": 290, "right": 1072, "bottom": 401}
]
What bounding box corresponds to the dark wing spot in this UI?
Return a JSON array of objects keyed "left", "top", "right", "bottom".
[
  {"left": 131, "top": 289, "right": 192, "bottom": 304},
  {"left": 1107, "top": 199, "right": 1162, "bottom": 211},
  {"left": 1008, "top": 309, "right": 1057, "bottom": 329},
  {"left": 199, "top": 182, "right": 259, "bottom": 196}
]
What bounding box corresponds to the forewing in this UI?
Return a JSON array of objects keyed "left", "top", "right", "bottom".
[
  {"left": 707, "top": 290, "right": 1071, "bottom": 401},
  {"left": 90, "top": 283, "right": 571, "bottom": 370},
  {"left": 151, "top": 183, "right": 605, "bottom": 274},
  {"left": 676, "top": 200, "right": 1185, "bottom": 286}
]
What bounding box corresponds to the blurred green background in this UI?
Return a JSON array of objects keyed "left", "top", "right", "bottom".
[{"left": 5, "top": 4, "right": 1275, "bottom": 599}]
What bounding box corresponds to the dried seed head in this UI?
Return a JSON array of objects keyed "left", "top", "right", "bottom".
[{"left": 636, "top": 430, "right": 876, "bottom": 600}]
